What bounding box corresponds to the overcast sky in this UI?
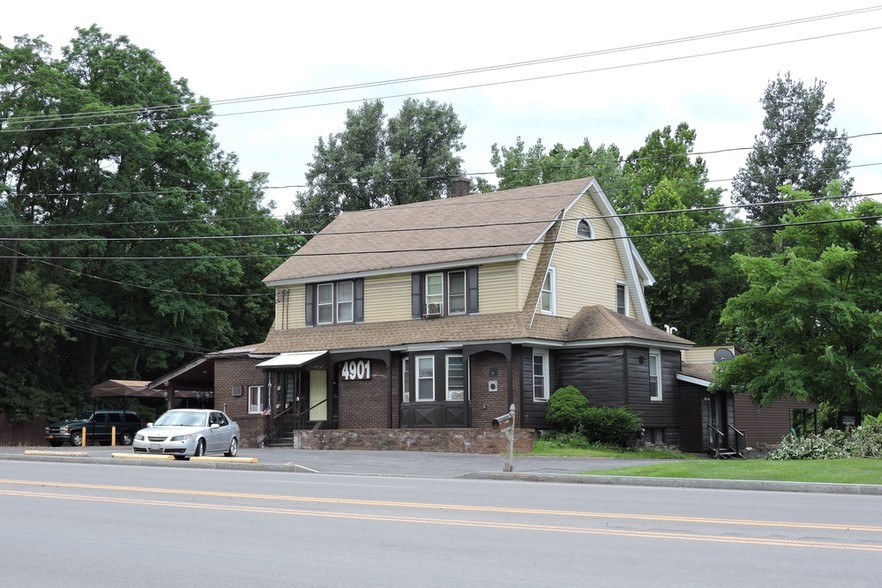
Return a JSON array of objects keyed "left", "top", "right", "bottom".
[{"left": 4, "top": 1, "right": 882, "bottom": 215}]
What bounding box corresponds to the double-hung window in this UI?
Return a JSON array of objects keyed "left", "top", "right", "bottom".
[
  {"left": 446, "top": 355, "right": 464, "bottom": 401},
  {"left": 425, "top": 274, "right": 444, "bottom": 315},
  {"left": 616, "top": 282, "right": 628, "bottom": 316},
  {"left": 416, "top": 356, "right": 434, "bottom": 401},
  {"left": 540, "top": 268, "right": 556, "bottom": 314},
  {"left": 311, "top": 280, "right": 357, "bottom": 325},
  {"left": 533, "top": 349, "right": 550, "bottom": 401},
  {"left": 317, "top": 283, "right": 334, "bottom": 324},
  {"left": 402, "top": 357, "right": 411, "bottom": 403},
  {"left": 248, "top": 385, "right": 264, "bottom": 414},
  {"left": 649, "top": 350, "right": 662, "bottom": 401},
  {"left": 447, "top": 271, "right": 466, "bottom": 315},
  {"left": 412, "top": 268, "right": 478, "bottom": 318},
  {"left": 336, "top": 281, "right": 353, "bottom": 322}
]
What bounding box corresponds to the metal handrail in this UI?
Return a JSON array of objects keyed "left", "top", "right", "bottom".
[
  {"left": 707, "top": 423, "right": 726, "bottom": 457},
  {"left": 728, "top": 424, "right": 746, "bottom": 455}
]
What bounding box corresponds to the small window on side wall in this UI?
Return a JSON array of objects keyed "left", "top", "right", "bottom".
[
  {"left": 649, "top": 350, "right": 662, "bottom": 401},
  {"left": 616, "top": 282, "right": 628, "bottom": 315},
  {"left": 577, "top": 217, "right": 594, "bottom": 239}
]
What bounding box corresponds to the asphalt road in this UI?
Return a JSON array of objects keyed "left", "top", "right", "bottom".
[{"left": 2, "top": 459, "right": 881, "bottom": 587}]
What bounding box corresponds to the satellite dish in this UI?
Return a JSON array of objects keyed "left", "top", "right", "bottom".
[{"left": 714, "top": 348, "right": 735, "bottom": 363}]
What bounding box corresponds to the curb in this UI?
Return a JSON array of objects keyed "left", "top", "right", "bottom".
[{"left": 463, "top": 471, "right": 882, "bottom": 495}]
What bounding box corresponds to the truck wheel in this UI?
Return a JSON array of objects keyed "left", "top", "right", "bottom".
[
  {"left": 70, "top": 431, "right": 83, "bottom": 447},
  {"left": 224, "top": 437, "right": 238, "bottom": 457},
  {"left": 120, "top": 430, "right": 134, "bottom": 446}
]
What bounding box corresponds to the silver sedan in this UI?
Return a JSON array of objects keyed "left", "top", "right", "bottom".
[{"left": 132, "top": 409, "right": 239, "bottom": 459}]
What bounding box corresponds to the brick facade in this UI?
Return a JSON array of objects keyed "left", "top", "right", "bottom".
[
  {"left": 338, "top": 361, "right": 389, "bottom": 428},
  {"left": 214, "top": 356, "right": 266, "bottom": 447}
]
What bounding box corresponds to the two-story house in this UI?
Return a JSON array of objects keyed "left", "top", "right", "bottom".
[{"left": 249, "top": 176, "right": 693, "bottom": 449}]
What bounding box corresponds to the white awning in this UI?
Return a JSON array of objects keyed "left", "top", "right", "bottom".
[{"left": 256, "top": 351, "right": 327, "bottom": 368}]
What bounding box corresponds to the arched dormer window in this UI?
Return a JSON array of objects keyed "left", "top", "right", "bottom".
[{"left": 577, "top": 217, "right": 594, "bottom": 239}]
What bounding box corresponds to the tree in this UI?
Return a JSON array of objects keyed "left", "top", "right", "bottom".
[
  {"left": 0, "top": 27, "right": 291, "bottom": 420},
  {"left": 732, "top": 73, "right": 852, "bottom": 252},
  {"left": 289, "top": 98, "right": 465, "bottom": 235},
  {"left": 488, "top": 137, "right": 627, "bottom": 198},
  {"left": 619, "top": 124, "right": 740, "bottom": 344},
  {"left": 714, "top": 195, "right": 882, "bottom": 415}
]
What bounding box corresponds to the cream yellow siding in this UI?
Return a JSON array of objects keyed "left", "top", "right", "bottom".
[
  {"left": 363, "top": 274, "right": 412, "bottom": 323},
  {"left": 552, "top": 195, "right": 631, "bottom": 318},
  {"left": 478, "top": 261, "right": 521, "bottom": 313},
  {"left": 273, "top": 287, "right": 306, "bottom": 330},
  {"left": 518, "top": 246, "right": 541, "bottom": 311}
]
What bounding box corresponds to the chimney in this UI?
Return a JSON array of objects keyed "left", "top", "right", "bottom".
[{"left": 450, "top": 176, "right": 470, "bottom": 197}]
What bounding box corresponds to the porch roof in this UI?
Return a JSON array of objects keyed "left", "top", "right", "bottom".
[{"left": 256, "top": 350, "right": 328, "bottom": 368}]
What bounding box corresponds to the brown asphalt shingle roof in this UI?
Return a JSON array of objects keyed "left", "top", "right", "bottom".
[
  {"left": 256, "top": 305, "right": 692, "bottom": 354},
  {"left": 264, "top": 178, "right": 597, "bottom": 283}
]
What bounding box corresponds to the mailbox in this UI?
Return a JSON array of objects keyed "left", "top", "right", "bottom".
[{"left": 492, "top": 413, "right": 513, "bottom": 430}]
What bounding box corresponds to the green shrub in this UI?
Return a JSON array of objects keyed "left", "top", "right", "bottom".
[
  {"left": 545, "top": 386, "right": 589, "bottom": 432},
  {"left": 581, "top": 406, "right": 641, "bottom": 448}
]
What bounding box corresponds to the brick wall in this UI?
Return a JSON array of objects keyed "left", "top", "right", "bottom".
[
  {"left": 338, "top": 361, "right": 389, "bottom": 428},
  {"left": 469, "top": 352, "right": 512, "bottom": 428},
  {"left": 214, "top": 356, "right": 266, "bottom": 447},
  {"left": 292, "top": 427, "right": 534, "bottom": 453}
]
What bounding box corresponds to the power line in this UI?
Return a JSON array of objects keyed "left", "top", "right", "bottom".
[{"left": 3, "top": 13, "right": 880, "bottom": 133}]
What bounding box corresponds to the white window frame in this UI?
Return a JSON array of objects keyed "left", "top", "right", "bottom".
[
  {"left": 445, "top": 355, "right": 464, "bottom": 401},
  {"left": 336, "top": 280, "right": 354, "bottom": 323},
  {"left": 649, "top": 350, "right": 662, "bottom": 401},
  {"left": 425, "top": 273, "right": 444, "bottom": 315},
  {"left": 416, "top": 355, "right": 434, "bottom": 402},
  {"left": 316, "top": 283, "right": 334, "bottom": 325},
  {"left": 447, "top": 271, "right": 466, "bottom": 315},
  {"left": 616, "top": 282, "right": 629, "bottom": 316},
  {"left": 248, "top": 385, "right": 264, "bottom": 414},
  {"left": 402, "top": 357, "right": 410, "bottom": 403},
  {"left": 540, "top": 267, "right": 556, "bottom": 315},
  {"left": 532, "top": 349, "right": 550, "bottom": 401},
  {"left": 577, "top": 217, "right": 595, "bottom": 239}
]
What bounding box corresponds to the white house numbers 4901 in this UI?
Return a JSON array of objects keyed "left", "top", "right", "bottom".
[{"left": 341, "top": 360, "right": 371, "bottom": 381}]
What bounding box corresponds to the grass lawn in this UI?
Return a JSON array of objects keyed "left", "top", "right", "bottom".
[{"left": 586, "top": 458, "right": 882, "bottom": 485}]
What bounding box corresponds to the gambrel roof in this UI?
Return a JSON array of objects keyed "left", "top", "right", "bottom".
[{"left": 264, "top": 177, "right": 653, "bottom": 286}]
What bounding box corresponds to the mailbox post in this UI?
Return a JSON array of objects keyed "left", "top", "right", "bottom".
[{"left": 492, "top": 403, "right": 516, "bottom": 472}]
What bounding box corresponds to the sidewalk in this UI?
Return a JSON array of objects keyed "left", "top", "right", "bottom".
[{"left": 3, "top": 445, "right": 881, "bottom": 495}]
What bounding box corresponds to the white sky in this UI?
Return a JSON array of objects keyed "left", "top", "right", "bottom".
[{"left": 4, "top": 1, "right": 882, "bottom": 215}]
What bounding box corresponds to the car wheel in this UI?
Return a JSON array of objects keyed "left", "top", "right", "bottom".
[
  {"left": 120, "top": 430, "right": 134, "bottom": 446},
  {"left": 194, "top": 438, "right": 206, "bottom": 457},
  {"left": 49, "top": 440, "right": 63, "bottom": 447},
  {"left": 225, "top": 437, "right": 238, "bottom": 457},
  {"left": 69, "top": 431, "right": 83, "bottom": 447}
]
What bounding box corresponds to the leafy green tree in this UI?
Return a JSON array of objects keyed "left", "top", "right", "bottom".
[
  {"left": 289, "top": 98, "right": 465, "bottom": 235},
  {"left": 714, "top": 196, "right": 882, "bottom": 415},
  {"left": 732, "top": 73, "right": 852, "bottom": 253},
  {"left": 619, "top": 124, "right": 740, "bottom": 344},
  {"left": 488, "top": 137, "right": 627, "bottom": 198},
  {"left": 0, "top": 27, "right": 292, "bottom": 418}
]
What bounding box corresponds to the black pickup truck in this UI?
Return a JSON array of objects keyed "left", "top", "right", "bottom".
[{"left": 44, "top": 410, "right": 143, "bottom": 447}]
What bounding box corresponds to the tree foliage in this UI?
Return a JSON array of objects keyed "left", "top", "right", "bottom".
[
  {"left": 714, "top": 196, "right": 882, "bottom": 415},
  {"left": 288, "top": 98, "right": 466, "bottom": 235},
  {"left": 0, "top": 27, "right": 294, "bottom": 421},
  {"left": 732, "top": 73, "right": 853, "bottom": 252}
]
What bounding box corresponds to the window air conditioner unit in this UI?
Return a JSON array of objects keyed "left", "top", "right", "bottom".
[{"left": 425, "top": 302, "right": 442, "bottom": 317}]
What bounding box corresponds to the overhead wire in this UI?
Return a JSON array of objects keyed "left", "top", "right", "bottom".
[{"left": 2, "top": 9, "right": 881, "bottom": 133}]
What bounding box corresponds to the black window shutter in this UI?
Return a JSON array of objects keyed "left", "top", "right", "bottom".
[
  {"left": 354, "top": 278, "right": 364, "bottom": 323},
  {"left": 305, "top": 284, "right": 314, "bottom": 326},
  {"left": 468, "top": 266, "right": 479, "bottom": 314},
  {"left": 411, "top": 273, "right": 422, "bottom": 319}
]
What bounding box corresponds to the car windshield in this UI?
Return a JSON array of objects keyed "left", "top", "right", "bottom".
[{"left": 154, "top": 411, "right": 207, "bottom": 427}]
